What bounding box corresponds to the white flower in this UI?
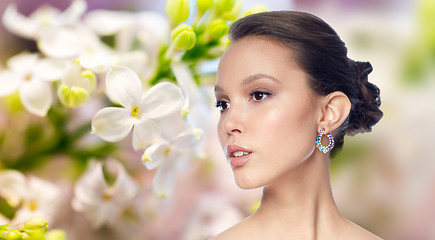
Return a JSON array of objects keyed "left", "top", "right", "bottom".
[
  {"left": 171, "top": 62, "right": 213, "bottom": 132},
  {"left": 84, "top": 10, "right": 170, "bottom": 79},
  {"left": 13, "top": 177, "right": 61, "bottom": 225},
  {"left": 91, "top": 66, "right": 184, "bottom": 150},
  {"left": 76, "top": 29, "right": 118, "bottom": 73},
  {"left": 2, "top": 0, "right": 86, "bottom": 39},
  {"left": 3, "top": 0, "right": 111, "bottom": 61},
  {"left": 38, "top": 26, "right": 83, "bottom": 59},
  {"left": 0, "top": 52, "right": 67, "bottom": 116},
  {"left": 142, "top": 128, "right": 201, "bottom": 198},
  {"left": 83, "top": 10, "right": 133, "bottom": 37},
  {"left": 38, "top": 24, "right": 115, "bottom": 63},
  {"left": 84, "top": 10, "right": 169, "bottom": 52},
  {"left": 183, "top": 194, "right": 245, "bottom": 240},
  {"left": 72, "top": 159, "right": 139, "bottom": 228},
  {"left": 171, "top": 62, "right": 214, "bottom": 158},
  {"left": 0, "top": 170, "right": 27, "bottom": 208},
  {"left": 0, "top": 170, "right": 61, "bottom": 224}
]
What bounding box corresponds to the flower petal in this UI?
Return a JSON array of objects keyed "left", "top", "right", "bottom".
[
  {"left": 136, "top": 11, "right": 170, "bottom": 45},
  {"left": 105, "top": 66, "right": 143, "bottom": 108},
  {"left": 0, "top": 70, "right": 20, "bottom": 96},
  {"left": 19, "top": 80, "right": 52, "bottom": 116},
  {"left": 7, "top": 52, "right": 38, "bottom": 75},
  {"left": 132, "top": 118, "right": 161, "bottom": 150},
  {"left": 105, "top": 159, "right": 138, "bottom": 202},
  {"left": 116, "top": 50, "right": 149, "bottom": 75},
  {"left": 61, "top": 61, "right": 82, "bottom": 87},
  {"left": 34, "top": 58, "right": 68, "bottom": 82},
  {"left": 0, "top": 170, "right": 27, "bottom": 207},
  {"left": 142, "top": 82, "right": 184, "bottom": 119},
  {"left": 38, "top": 27, "right": 81, "bottom": 58},
  {"left": 12, "top": 176, "right": 61, "bottom": 224},
  {"left": 91, "top": 107, "right": 135, "bottom": 142},
  {"left": 71, "top": 160, "right": 129, "bottom": 229},
  {"left": 29, "top": 5, "right": 60, "bottom": 22},
  {"left": 172, "top": 128, "right": 200, "bottom": 150},
  {"left": 2, "top": 4, "right": 39, "bottom": 39},
  {"left": 84, "top": 10, "right": 132, "bottom": 36},
  {"left": 26, "top": 176, "right": 60, "bottom": 213},
  {"left": 152, "top": 158, "right": 179, "bottom": 198},
  {"left": 153, "top": 111, "right": 188, "bottom": 141},
  {"left": 142, "top": 142, "right": 168, "bottom": 170},
  {"left": 171, "top": 62, "right": 197, "bottom": 98},
  {"left": 72, "top": 161, "right": 106, "bottom": 213},
  {"left": 58, "top": 0, "right": 87, "bottom": 24}
]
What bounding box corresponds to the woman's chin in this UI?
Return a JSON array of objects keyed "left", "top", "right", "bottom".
[{"left": 234, "top": 174, "right": 264, "bottom": 190}]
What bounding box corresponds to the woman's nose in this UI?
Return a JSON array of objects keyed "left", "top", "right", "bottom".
[{"left": 222, "top": 106, "right": 245, "bottom": 135}]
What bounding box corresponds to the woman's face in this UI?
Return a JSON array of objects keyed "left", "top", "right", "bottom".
[{"left": 215, "top": 36, "right": 322, "bottom": 189}]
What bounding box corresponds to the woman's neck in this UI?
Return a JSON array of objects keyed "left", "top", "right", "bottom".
[{"left": 249, "top": 153, "right": 346, "bottom": 239}]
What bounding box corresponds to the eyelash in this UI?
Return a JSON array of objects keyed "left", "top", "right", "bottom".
[
  {"left": 215, "top": 100, "right": 230, "bottom": 111},
  {"left": 249, "top": 91, "right": 271, "bottom": 102},
  {"left": 215, "top": 91, "right": 271, "bottom": 111}
]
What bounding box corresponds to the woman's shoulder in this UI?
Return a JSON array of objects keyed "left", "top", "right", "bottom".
[
  {"left": 340, "top": 221, "right": 383, "bottom": 240},
  {"left": 210, "top": 217, "right": 383, "bottom": 240},
  {"left": 211, "top": 225, "right": 383, "bottom": 240},
  {"left": 210, "top": 218, "right": 253, "bottom": 240}
]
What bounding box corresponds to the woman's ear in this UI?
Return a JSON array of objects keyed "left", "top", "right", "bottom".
[{"left": 317, "top": 91, "right": 351, "bottom": 133}]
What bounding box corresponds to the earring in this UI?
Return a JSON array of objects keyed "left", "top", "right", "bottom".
[{"left": 315, "top": 128, "right": 335, "bottom": 153}]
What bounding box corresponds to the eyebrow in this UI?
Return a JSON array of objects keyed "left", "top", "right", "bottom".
[
  {"left": 242, "top": 73, "right": 281, "bottom": 86},
  {"left": 214, "top": 73, "right": 281, "bottom": 92}
]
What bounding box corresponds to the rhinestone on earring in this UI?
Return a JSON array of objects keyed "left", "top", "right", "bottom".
[{"left": 315, "top": 128, "right": 335, "bottom": 153}]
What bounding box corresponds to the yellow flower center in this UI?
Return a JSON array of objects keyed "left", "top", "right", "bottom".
[
  {"left": 25, "top": 74, "right": 32, "bottom": 81},
  {"left": 102, "top": 192, "right": 112, "bottom": 201},
  {"left": 131, "top": 106, "right": 140, "bottom": 117},
  {"left": 163, "top": 148, "right": 171, "bottom": 157},
  {"left": 27, "top": 200, "right": 38, "bottom": 211}
]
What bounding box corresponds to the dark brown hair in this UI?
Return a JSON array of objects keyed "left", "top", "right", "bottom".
[{"left": 229, "top": 11, "right": 383, "bottom": 157}]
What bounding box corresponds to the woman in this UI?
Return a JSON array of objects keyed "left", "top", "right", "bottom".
[{"left": 213, "top": 11, "right": 383, "bottom": 239}]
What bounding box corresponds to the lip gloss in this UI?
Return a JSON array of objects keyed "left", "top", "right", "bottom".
[{"left": 226, "top": 145, "right": 253, "bottom": 167}]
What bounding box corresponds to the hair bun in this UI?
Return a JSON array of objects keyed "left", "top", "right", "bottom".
[{"left": 346, "top": 61, "right": 383, "bottom": 135}]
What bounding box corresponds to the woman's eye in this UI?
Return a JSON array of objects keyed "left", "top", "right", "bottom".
[
  {"left": 250, "top": 91, "right": 270, "bottom": 102},
  {"left": 215, "top": 101, "right": 230, "bottom": 111}
]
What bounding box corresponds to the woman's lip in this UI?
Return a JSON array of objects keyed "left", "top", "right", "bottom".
[
  {"left": 228, "top": 153, "right": 253, "bottom": 167},
  {"left": 226, "top": 144, "right": 253, "bottom": 167},
  {"left": 226, "top": 144, "right": 252, "bottom": 156}
]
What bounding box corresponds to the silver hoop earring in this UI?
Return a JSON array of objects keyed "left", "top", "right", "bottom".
[{"left": 315, "top": 128, "right": 335, "bottom": 153}]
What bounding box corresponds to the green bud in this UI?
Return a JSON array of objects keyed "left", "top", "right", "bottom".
[
  {"left": 241, "top": 5, "right": 268, "bottom": 18},
  {"left": 165, "top": 0, "right": 190, "bottom": 24},
  {"left": 0, "top": 224, "right": 11, "bottom": 232},
  {"left": 57, "top": 84, "right": 89, "bottom": 108},
  {"left": 208, "top": 19, "right": 229, "bottom": 40},
  {"left": 171, "top": 24, "right": 197, "bottom": 51},
  {"left": 23, "top": 216, "right": 48, "bottom": 237},
  {"left": 45, "top": 230, "right": 66, "bottom": 240},
  {"left": 197, "top": 0, "right": 214, "bottom": 13},
  {"left": 215, "top": 0, "right": 235, "bottom": 13},
  {"left": 6, "top": 230, "right": 23, "bottom": 240},
  {"left": 221, "top": 0, "right": 242, "bottom": 21}
]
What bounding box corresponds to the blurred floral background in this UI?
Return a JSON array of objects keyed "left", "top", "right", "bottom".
[{"left": 0, "top": 0, "right": 433, "bottom": 239}]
